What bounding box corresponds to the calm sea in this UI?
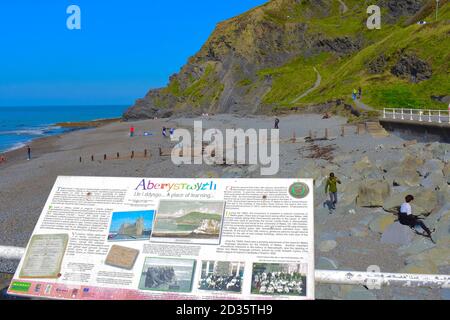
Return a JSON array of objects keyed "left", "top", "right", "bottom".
[{"left": 0, "top": 105, "right": 127, "bottom": 153}]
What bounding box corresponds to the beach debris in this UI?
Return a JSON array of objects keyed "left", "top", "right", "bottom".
[{"left": 299, "top": 144, "right": 335, "bottom": 161}]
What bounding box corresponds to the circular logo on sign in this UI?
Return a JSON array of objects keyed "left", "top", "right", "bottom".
[{"left": 289, "top": 182, "right": 310, "bottom": 199}]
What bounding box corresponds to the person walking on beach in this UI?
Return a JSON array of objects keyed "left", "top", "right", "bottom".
[
  {"left": 162, "top": 127, "right": 167, "bottom": 138},
  {"left": 352, "top": 88, "right": 358, "bottom": 101},
  {"left": 275, "top": 118, "right": 280, "bottom": 129},
  {"left": 325, "top": 173, "right": 341, "bottom": 210},
  {"left": 399, "top": 195, "right": 435, "bottom": 243},
  {"left": 169, "top": 128, "right": 175, "bottom": 139},
  {"left": 358, "top": 87, "right": 362, "bottom": 99},
  {"left": 130, "top": 126, "right": 135, "bottom": 137},
  {"left": 27, "top": 145, "right": 31, "bottom": 160}
]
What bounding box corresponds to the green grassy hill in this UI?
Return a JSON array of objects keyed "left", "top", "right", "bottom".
[
  {"left": 124, "top": 0, "right": 449, "bottom": 120},
  {"left": 175, "top": 212, "right": 222, "bottom": 225},
  {"left": 266, "top": 0, "right": 450, "bottom": 110}
]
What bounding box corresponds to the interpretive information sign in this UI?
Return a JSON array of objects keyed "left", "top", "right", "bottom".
[{"left": 8, "top": 176, "right": 315, "bottom": 300}]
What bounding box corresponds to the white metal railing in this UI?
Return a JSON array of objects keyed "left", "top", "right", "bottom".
[
  {"left": 383, "top": 108, "right": 450, "bottom": 124},
  {"left": 1, "top": 246, "right": 449, "bottom": 290},
  {"left": 315, "top": 270, "right": 450, "bottom": 289}
]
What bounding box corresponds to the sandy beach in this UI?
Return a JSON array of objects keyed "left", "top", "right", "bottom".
[{"left": 1, "top": 113, "right": 449, "bottom": 299}]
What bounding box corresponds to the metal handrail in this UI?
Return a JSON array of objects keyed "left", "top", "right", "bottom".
[
  {"left": 383, "top": 108, "right": 450, "bottom": 124},
  {"left": 1, "top": 246, "right": 449, "bottom": 289}
]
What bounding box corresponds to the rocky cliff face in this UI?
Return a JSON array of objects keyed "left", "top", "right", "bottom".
[{"left": 123, "top": 0, "right": 436, "bottom": 120}]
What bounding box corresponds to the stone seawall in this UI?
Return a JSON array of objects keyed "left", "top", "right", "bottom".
[{"left": 380, "top": 119, "right": 450, "bottom": 143}]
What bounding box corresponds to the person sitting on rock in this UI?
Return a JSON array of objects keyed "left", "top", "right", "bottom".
[{"left": 399, "top": 195, "right": 435, "bottom": 243}]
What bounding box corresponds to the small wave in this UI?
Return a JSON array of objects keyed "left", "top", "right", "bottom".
[
  {"left": 0, "top": 125, "right": 61, "bottom": 136},
  {"left": 3, "top": 141, "right": 28, "bottom": 153}
]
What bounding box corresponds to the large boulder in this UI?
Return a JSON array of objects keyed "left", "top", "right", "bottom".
[
  {"left": 356, "top": 180, "right": 391, "bottom": 207},
  {"left": 353, "top": 156, "right": 373, "bottom": 172},
  {"left": 400, "top": 260, "right": 439, "bottom": 275},
  {"left": 383, "top": 187, "right": 438, "bottom": 216},
  {"left": 297, "top": 160, "right": 323, "bottom": 183},
  {"left": 405, "top": 246, "right": 450, "bottom": 269},
  {"left": 352, "top": 156, "right": 382, "bottom": 178},
  {"left": 431, "top": 210, "right": 450, "bottom": 245},
  {"left": 417, "top": 159, "right": 444, "bottom": 178},
  {"left": 317, "top": 257, "right": 339, "bottom": 270},
  {"left": 389, "top": 166, "right": 421, "bottom": 187},
  {"left": 444, "top": 163, "right": 450, "bottom": 178},
  {"left": 318, "top": 240, "right": 337, "bottom": 253},
  {"left": 340, "top": 181, "right": 359, "bottom": 206},
  {"left": 398, "top": 236, "right": 436, "bottom": 256},
  {"left": 381, "top": 222, "right": 414, "bottom": 246},
  {"left": 383, "top": 153, "right": 423, "bottom": 187},
  {"left": 421, "top": 172, "right": 446, "bottom": 190},
  {"left": 369, "top": 214, "right": 396, "bottom": 234}
]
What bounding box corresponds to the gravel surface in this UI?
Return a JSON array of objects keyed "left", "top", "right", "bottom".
[{"left": 1, "top": 114, "right": 448, "bottom": 300}]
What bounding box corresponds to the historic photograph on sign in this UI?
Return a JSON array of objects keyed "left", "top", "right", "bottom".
[
  {"left": 198, "top": 260, "right": 244, "bottom": 293},
  {"left": 138, "top": 257, "right": 196, "bottom": 293},
  {"left": 151, "top": 200, "right": 225, "bottom": 245},
  {"left": 251, "top": 263, "right": 307, "bottom": 296},
  {"left": 107, "top": 210, "right": 154, "bottom": 241}
]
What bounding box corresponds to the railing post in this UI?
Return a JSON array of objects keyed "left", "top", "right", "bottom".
[
  {"left": 401, "top": 108, "right": 404, "bottom": 120},
  {"left": 429, "top": 110, "right": 432, "bottom": 123},
  {"left": 393, "top": 109, "right": 396, "bottom": 120},
  {"left": 410, "top": 109, "right": 413, "bottom": 121},
  {"left": 383, "top": 109, "right": 386, "bottom": 119},
  {"left": 419, "top": 111, "right": 423, "bottom": 122},
  {"left": 439, "top": 111, "right": 442, "bottom": 123}
]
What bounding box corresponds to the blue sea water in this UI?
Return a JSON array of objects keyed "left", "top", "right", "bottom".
[{"left": 0, "top": 105, "right": 127, "bottom": 153}]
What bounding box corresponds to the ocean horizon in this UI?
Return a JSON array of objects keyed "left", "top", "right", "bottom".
[{"left": 0, "top": 105, "right": 127, "bottom": 153}]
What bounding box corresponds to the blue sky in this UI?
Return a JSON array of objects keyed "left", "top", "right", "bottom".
[
  {"left": 0, "top": 0, "right": 267, "bottom": 107},
  {"left": 110, "top": 210, "right": 154, "bottom": 232}
]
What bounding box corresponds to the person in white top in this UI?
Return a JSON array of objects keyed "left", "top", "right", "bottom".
[{"left": 399, "top": 195, "right": 435, "bottom": 243}]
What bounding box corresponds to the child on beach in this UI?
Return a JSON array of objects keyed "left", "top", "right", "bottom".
[
  {"left": 27, "top": 145, "right": 31, "bottom": 160},
  {"left": 130, "top": 126, "right": 135, "bottom": 137}
]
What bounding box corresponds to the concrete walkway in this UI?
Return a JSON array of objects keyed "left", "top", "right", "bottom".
[
  {"left": 354, "top": 98, "right": 375, "bottom": 112},
  {"left": 338, "top": 0, "right": 348, "bottom": 14},
  {"left": 292, "top": 67, "right": 322, "bottom": 104}
]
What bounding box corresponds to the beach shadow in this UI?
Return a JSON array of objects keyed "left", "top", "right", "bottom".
[{"left": 323, "top": 200, "right": 335, "bottom": 213}]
